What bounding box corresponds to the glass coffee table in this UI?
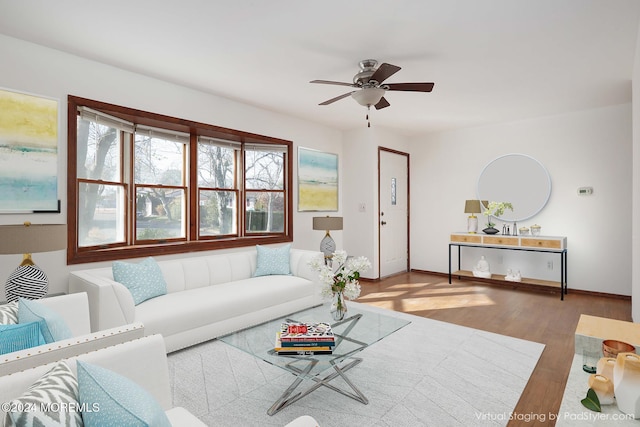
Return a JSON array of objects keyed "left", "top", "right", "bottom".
[{"left": 218, "top": 303, "right": 410, "bottom": 415}]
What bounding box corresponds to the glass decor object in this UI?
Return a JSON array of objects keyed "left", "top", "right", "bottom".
[
  {"left": 582, "top": 348, "right": 600, "bottom": 373},
  {"left": 331, "top": 291, "right": 347, "bottom": 321}
]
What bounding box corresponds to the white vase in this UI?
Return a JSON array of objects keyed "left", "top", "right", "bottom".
[{"left": 613, "top": 352, "right": 640, "bottom": 418}]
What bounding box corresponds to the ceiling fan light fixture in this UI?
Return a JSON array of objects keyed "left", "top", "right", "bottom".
[{"left": 351, "top": 88, "right": 385, "bottom": 106}]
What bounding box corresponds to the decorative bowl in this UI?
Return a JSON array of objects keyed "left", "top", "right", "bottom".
[{"left": 602, "top": 339, "right": 635, "bottom": 358}]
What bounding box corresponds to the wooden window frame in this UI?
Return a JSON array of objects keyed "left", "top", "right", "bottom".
[{"left": 67, "top": 95, "right": 293, "bottom": 265}]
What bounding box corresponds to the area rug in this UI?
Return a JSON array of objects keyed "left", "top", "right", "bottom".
[{"left": 168, "top": 302, "right": 544, "bottom": 426}]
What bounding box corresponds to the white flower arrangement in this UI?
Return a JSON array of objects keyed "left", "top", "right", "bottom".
[
  {"left": 308, "top": 250, "right": 371, "bottom": 301},
  {"left": 482, "top": 201, "right": 513, "bottom": 227}
]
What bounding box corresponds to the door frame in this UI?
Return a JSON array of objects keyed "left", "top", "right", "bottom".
[{"left": 378, "top": 146, "right": 410, "bottom": 277}]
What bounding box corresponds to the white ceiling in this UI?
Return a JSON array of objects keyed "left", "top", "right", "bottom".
[{"left": 1, "top": 0, "right": 639, "bottom": 136}]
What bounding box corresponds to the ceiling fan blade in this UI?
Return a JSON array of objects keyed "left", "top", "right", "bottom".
[
  {"left": 310, "top": 80, "right": 357, "bottom": 87},
  {"left": 369, "top": 63, "right": 401, "bottom": 84},
  {"left": 385, "top": 82, "right": 435, "bottom": 92},
  {"left": 374, "top": 97, "right": 390, "bottom": 110},
  {"left": 319, "top": 91, "right": 355, "bottom": 105}
]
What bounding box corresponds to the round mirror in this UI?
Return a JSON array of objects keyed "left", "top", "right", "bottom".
[{"left": 477, "top": 153, "right": 551, "bottom": 222}]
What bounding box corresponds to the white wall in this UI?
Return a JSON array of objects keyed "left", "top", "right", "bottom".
[
  {"left": 342, "top": 127, "right": 409, "bottom": 279},
  {"left": 410, "top": 104, "right": 633, "bottom": 296},
  {"left": 632, "top": 22, "right": 640, "bottom": 320},
  {"left": 0, "top": 34, "right": 343, "bottom": 296}
]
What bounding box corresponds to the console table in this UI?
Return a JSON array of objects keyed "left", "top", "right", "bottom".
[{"left": 449, "top": 232, "right": 568, "bottom": 300}]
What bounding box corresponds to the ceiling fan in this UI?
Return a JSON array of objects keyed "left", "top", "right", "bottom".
[{"left": 310, "top": 59, "right": 434, "bottom": 126}]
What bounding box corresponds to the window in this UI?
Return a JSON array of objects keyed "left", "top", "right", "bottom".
[
  {"left": 244, "top": 145, "right": 286, "bottom": 234},
  {"left": 197, "top": 137, "right": 239, "bottom": 237},
  {"left": 134, "top": 126, "right": 188, "bottom": 242},
  {"left": 68, "top": 96, "right": 292, "bottom": 264}
]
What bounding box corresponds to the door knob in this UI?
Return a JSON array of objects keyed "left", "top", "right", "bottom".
[{"left": 381, "top": 221, "right": 387, "bottom": 225}]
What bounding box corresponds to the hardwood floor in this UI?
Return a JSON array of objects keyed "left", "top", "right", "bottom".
[{"left": 358, "top": 271, "right": 632, "bottom": 427}]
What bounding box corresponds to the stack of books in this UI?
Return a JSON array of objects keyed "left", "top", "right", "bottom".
[{"left": 274, "top": 322, "right": 335, "bottom": 355}]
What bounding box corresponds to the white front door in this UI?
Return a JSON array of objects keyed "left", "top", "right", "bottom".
[{"left": 379, "top": 148, "right": 409, "bottom": 277}]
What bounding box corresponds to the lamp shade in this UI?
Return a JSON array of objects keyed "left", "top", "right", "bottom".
[
  {"left": 312, "top": 216, "right": 343, "bottom": 231},
  {"left": 0, "top": 223, "right": 67, "bottom": 254},
  {"left": 464, "top": 200, "right": 482, "bottom": 214}
]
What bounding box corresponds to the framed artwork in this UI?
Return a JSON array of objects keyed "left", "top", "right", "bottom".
[
  {"left": 298, "top": 147, "right": 338, "bottom": 211},
  {"left": 0, "top": 88, "right": 60, "bottom": 213}
]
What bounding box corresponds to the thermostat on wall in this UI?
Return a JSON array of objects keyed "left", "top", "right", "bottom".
[{"left": 577, "top": 187, "right": 593, "bottom": 196}]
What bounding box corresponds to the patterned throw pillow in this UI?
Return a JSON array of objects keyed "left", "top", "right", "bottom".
[
  {"left": 112, "top": 257, "right": 167, "bottom": 305},
  {"left": 18, "top": 298, "right": 73, "bottom": 344},
  {"left": 4, "top": 361, "right": 83, "bottom": 427},
  {"left": 0, "top": 322, "right": 46, "bottom": 355},
  {"left": 253, "top": 244, "right": 291, "bottom": 277},
  {"left": 0, "top": 301, "right": 18, "bottom": 325},
  {"left": 76, "top": 360, "right": 171, "bottom": 427}
]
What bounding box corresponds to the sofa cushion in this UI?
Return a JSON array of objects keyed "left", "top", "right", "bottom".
[
  {"left": 254, "top": 244, "right": 291, "bottom": 277},
  {"left": 77, "top": 360, "right": 171, "bottom": 427},
  {"left": 113, "top": 257, "right": 167, "bottom": 305},
  {"left": 0, "top": 322, "right": 46, "bottom": 355},
  {"left": 0, "top": 301, "right": 18, "bottom": 325},
  {"left": 135, "top": 275, "right": 315, "bottom": 338},
  {"left": 18, "top": 298, "right": 73, "bottom": 344},
  {"left": 5, "top": 360, "right": 83, "bottom": 427}
]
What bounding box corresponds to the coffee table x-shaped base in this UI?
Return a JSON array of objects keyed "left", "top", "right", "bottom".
[{"left": 267, "top": 313, "right": 368, "bottom": 416}]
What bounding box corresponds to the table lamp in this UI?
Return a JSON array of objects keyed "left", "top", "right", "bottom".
[
  {"left": 464, "top": 200, "right": 482, "bottom": 233},
  {"left": 312, "top": 216, "right": 343, "bottom": 258},
  {"left": 0, "top": 222, "right": 67, "bottom": 302}
]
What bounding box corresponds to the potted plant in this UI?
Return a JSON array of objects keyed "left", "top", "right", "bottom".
[{"left": 482, "top": 201, "right": 513, "bottom": 234}]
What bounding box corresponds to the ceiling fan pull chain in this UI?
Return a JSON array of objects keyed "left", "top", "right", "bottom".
[{"left": 366, "top": 106, "right": 371, "bottom": 127}]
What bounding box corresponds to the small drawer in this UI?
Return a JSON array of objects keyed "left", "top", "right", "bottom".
[
  {"left": 482, "top": 236, "right": 519, "bottom": 246},
  {"left": 521, "top": 238, "right": 562, "bottom": 249},
  {"left": 450, "top": 234, "right": 482, "bottom": 243}
]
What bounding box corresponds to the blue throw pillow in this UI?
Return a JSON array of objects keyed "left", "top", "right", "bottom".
[
  {"left": 0, "top": 322, "right": 46, "bottom": 355},
  {"left": 77, "top": 360, "right": 172, "bottom": 427},
  {"left": 18, "top": 298, "right": 73, "bottom": 344},
  {"left": 112, "top": 257, "right": 167, "bottom": 305},
  {"left": 253, "top": 244, "right": 291, "bottom": 277}
]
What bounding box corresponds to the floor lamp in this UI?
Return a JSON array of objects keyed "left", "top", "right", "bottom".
[
  {"left": 0, "top": 222, "right": 67, "bottom": 303},
  {"left": 312, "top": 216, "right": 343, "bottom": 261}
]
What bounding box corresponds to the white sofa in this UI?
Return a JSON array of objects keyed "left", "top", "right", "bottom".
[
  {"left": 69, "top": 248, "right": 324, "bottom": 352},
  {"left": 0, "top": 293, "right": 145, "bottom": 376},
  {"left": 0, "top": 334, "right": 205, "bottom": 427}
]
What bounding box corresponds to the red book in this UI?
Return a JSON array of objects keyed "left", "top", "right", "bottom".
[{"left": 279, "top": 322, "right": 335, "bottom": 343}]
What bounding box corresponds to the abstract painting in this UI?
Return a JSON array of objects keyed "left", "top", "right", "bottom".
[
  {"left": 298, "top": 147, "right": 338, "bottom": 211},
  {"left": 0, "top": 88, "right": 59, "bottom": 213}
]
